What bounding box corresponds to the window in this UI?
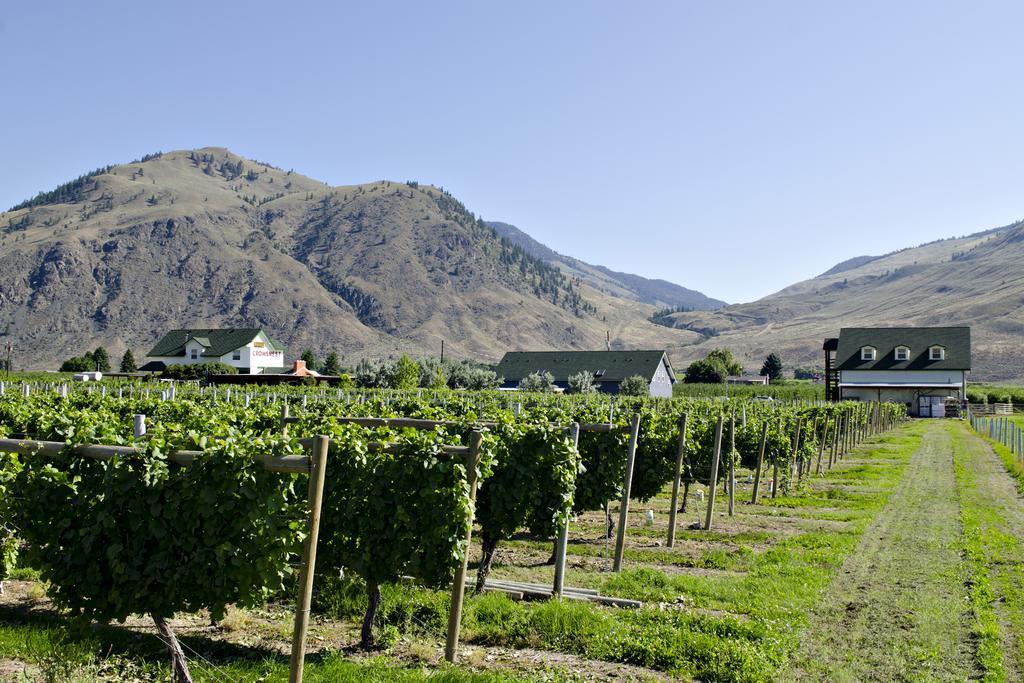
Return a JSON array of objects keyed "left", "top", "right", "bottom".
[
  {"left": 232, "top": 349, "right": 241, "bottom": 361},
  {"left": 895, "top": 346, "right": 910, "bottom": 361},
  {"left": 190, "top": 349, "right": 198, "bottom": 360},
  {"left": 860, "top": 346, "right": 876, "bottom": 361},
  {"left": 594, "top": 369, "right": 606, "bottom": 378},
  {"left": 929, "top": 346, "right": 945, "bottom": 361},
  {"left": 254, "top": 341, "right": 265, "bottom": 348}
]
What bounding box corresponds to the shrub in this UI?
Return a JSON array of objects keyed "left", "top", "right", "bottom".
[
  {"left": 392, "top": 355, "right": 421, "bottom": 390},
  {"left": 567, "top": 370, "right": 596, "bottom": 394},
  {"left": 618, "top": 375, "right": 650, "bottom": 396},
  {"left": 161, "top": 362, "right": 238, "bottom": 381},
  {"left": 519, "top": 371, "right": 556, "bottom": 393},
  {"left": 59, "top": 356, "right": 94, "bottom": 373}
]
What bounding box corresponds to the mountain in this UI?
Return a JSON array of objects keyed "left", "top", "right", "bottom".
[
  {"left": 658, "top": 221, "right": 1024, "bottom": 382},
  {"left": 0, "top": 148, "right": 709, "bottom": 370},
  {"left": 487, "top": 221, "right": 726, "bottom": 311}
]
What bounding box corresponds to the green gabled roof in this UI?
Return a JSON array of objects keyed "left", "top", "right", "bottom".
[
  {"left": 147, "top": 328, "right": 278, "bottom": 358},
  {"left": 835, "top": 327, "right": 971, "bottom": 371},
  {"left": 495, "top": 350, "right": 674, "bottom": 384}
]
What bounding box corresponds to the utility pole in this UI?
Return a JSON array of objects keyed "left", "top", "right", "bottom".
[
  {"left": 606, "top": 331, "right": 611, "bottom": 351},
  {"left": 4, "top": 341, "right": 10, "bottom": 378},
  {"left": 440, "top": 339, "right": 445, "bottom": 363}
]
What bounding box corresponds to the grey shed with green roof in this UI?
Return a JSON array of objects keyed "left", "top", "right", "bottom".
[
  {"left": 495, "top": 350, "right": 676, "bottom": 397},
  {"left": 823, "top": 327, "right": 970, "bottom": 416}
]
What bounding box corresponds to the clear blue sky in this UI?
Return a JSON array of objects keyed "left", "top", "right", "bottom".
[{"left": 3, "top": 1, "right": 1023, "bottom": 303}]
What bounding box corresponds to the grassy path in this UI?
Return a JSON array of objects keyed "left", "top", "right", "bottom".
[
  {"left": 952, "top": 421, "right": 1024, "bottom": 680},
  {"left": 784, "top": 421, "right": 978, "bottom": 682}
]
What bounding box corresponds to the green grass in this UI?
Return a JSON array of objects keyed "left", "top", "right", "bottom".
[
  {"left": 0, "top": 619, "right": 571, "bottom": 682},
  {"left": 463, "top": 593, "right": 784, "bottom": 682},
  {"left": 970, "top": 420, "right": 1024, "bottom": 495},
  {"left": 960, "top": 420, "right": 1024, "bottom": 678},
  {"left": 952, "top": 425, "right": 1011, "bottom": 681}
]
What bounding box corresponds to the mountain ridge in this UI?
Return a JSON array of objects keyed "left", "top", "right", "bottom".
[
  {"left": 0, "top": 148, "right": 708, "bottom": 369},
  {"left": 658, "top": 219, "right": 1024, "bottom": 381},
  {"left": 3, "top": 147, "right": 1022, "bottom": 381},
  {"left": 487, "top": 221, "right": 726, "bottom": 310}
]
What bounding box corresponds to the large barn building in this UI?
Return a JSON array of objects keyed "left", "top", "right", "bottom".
[
  {"left": 495, "top": 350, "right": 676, "bottom": 397},
  {"left": 824, "top": 327, "right": 970, "bottom": 416}
]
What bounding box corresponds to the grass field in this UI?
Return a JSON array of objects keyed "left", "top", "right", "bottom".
[{"left": 2, "top": 420, "right": 1024, "bottom": 681}]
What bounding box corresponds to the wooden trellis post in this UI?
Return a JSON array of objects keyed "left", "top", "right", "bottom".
[
  {"left": 727, "top": 412, "right": 735, "bottom": 516},
  {"left": 445, "top": 432, "right": 484, "bottom": 663},
  {"left": 667, "top": 413, "right": 689, "bottom": 548},
  {"left": 704, "top": 414, "right": 724, "bottom": 531},
  {"left": 554, "top": 423, "right": 581, "bottom": 596},
  {"left": 613, "top": 413, "right": 642, "bottom": 572},
  {"left": 815, "top": 418, "right": 831, "bottom": 475},
  {"left": 0, "top": 435, "right": 323, "bottom": 683},
  {"left": 772, "top": 416, "right": 782, "bottom": 499},
  {"left": 788, "top": 417, "right": 803, "bottom": 492},
  {"left": 751, "top": 420, "right": 769, "bottom": 504},
  {"left": 289, "top": 435, "right": 330, "bottom": 683}
]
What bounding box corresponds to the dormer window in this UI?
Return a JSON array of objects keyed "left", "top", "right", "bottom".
[
  {"left": 860, "top": 346, "right": 876, "bottom": 361},
  {"left": 894, "top": 346, "right": 910, "bottom": 361},
  {"left": 594, "top": 369, "right": 606, "bottom": 378},
  {"left": 929, "top": 346, "right": 945, "bottom": 361}
]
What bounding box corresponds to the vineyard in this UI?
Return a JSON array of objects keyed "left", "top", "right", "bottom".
[{"left": 0, "top": 381, "right": 917, "bottom": 681}]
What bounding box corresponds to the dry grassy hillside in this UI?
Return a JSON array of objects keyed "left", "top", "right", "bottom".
[
  {"left": 662, "top": 223, "right": 1024, "bottom": 381},
  {"left": 0, "top": 148, "right": 704, "bottom": 369}
]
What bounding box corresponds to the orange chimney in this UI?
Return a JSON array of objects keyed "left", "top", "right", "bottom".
[{"left": 293, "top": 359, "right": 307, "bottom": 375}]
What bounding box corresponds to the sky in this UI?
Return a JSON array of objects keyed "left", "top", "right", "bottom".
[{"left": 2, "top": 1, "right": 1024, "bottom": 304}]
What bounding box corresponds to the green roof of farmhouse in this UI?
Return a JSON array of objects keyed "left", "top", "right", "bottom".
[
  {"left": 147, "top": 328, "right": 284, "bottom": 358},
  {"left": 835, "top": 327, "right": 971, "bottom": 371},
  {"left": 495, "top": 350, "right": 674, "bottom": 384}
]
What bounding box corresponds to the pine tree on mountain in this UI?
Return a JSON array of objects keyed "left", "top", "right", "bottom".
[
  {"left": 322, "top": 352, "right": 340, "bottom": 376},
  {"left": 92, "top": 347, "right": 111, "bottom": 373},
  {"left": 760, "top": 353, "right": 783, "bottom": 381},
  {"left": 120, "top": 349, "right": 137, "bottom": 373}
]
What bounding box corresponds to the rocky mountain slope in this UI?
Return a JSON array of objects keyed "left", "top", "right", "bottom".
[
  {"left": 660, "top": 222, "right": 1024, "bottom": 381},
  {"left": 0, "top": 148, "right": 711, "bottom": 370},
  {"left": 487, "top": 221, "right": 726, "bottom": 310}
]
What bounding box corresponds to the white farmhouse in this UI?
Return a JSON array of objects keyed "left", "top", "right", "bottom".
[
  {"left": 824, "top": 327, "right": 970, "bottom": 416},
  {"left": 143, "top": 328, "right": 285, "bottom": 375}
]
